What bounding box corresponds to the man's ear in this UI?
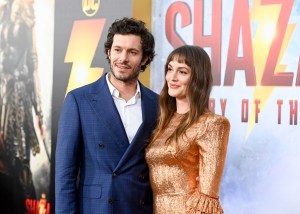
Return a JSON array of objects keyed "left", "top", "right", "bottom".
[
  {"left": 108, "top": 50, "right": 111, "bottom": 59},
  {"left": 141, "top": 56, "right": 149, "bottom": 65}
]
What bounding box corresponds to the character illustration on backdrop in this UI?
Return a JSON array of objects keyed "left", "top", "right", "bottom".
[{"left": 0, "top": 0, "right": 44, "bottom": 212}]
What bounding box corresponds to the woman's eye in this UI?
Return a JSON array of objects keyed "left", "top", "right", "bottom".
[{"left": 167, "top": 67, "right": 173, "bottom": 72}]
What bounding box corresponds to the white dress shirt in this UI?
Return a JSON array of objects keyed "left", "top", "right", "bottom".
[{"left": 106, "top": 73, "right": 143, "bottom": 143}]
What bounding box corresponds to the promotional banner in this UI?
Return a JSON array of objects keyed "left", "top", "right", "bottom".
[
  {"left": 151, "top": 0, "right": 300, "bottom": 213},
  {"left": 0, "top": 0, "right": 53, "bottom": 213}
]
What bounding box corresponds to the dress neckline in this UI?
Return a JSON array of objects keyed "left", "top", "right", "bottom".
[
  {"left": 174, "top": 111, "right": 188, "bottom": 115},
  {"left": 173, "top": 112, "right": 188, "bottom": 119}
]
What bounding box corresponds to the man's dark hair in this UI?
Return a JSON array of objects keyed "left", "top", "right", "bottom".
[{"left": 104, "top": 17, "right": 155, "bottom": 71}]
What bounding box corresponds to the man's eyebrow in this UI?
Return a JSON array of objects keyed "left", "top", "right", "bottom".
[{"left": 111, "top": 45, "right": 140, "bottom": 52}]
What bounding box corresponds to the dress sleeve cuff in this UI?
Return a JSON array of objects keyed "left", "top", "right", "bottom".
[{"left": 186, "top": 191, "right": 224, "bottom": 214}]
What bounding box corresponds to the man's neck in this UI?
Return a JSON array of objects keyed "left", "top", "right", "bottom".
[{"left": 109, "top": 74, "right": 138, "bottom": 102}]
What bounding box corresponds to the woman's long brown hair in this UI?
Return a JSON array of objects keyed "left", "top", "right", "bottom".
[{"left": 150, "top": 45, "right": 213, "bottom": 144}]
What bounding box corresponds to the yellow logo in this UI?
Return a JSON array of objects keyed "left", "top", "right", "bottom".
[{"left": 82, "top": 0, "right": 100, "bottom": 17}]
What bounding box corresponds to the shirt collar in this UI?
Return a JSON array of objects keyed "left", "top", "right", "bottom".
[{"left": 106, "top": 72, "right": 141, "bottom": 99}]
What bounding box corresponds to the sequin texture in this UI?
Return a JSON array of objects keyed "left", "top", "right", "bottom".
[{"left": 145, "top": 112, "right": 230, "bottom": 213}]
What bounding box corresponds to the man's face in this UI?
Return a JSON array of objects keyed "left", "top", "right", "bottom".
[{"left": 108, "top": 34, "right": 147, "bottom": 83}]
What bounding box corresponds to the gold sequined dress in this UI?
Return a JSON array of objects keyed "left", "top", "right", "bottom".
[{"left": 145, "top": 112, "right": 230, "bottom": 214}]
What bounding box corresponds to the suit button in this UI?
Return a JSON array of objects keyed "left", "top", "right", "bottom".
[
  {"left": 138, "top": 174, "right": 145, "bottom": 180},
  {"left": 140, "top": 199, "right": 145, "bottom": 206},
  {"left": 98, "top": 144, "right": 105, "bottom": 149},
  {"left": 108, "top": 198, "right": 113, "bottom": 204},
  {"left": 112, "top": 173, "right": 117, "bottom": 177}
]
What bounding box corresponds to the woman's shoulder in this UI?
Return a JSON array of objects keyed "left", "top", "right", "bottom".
[
  {"left": 202, "top": 112, "right": 230, "bottom": 124},
  {"left": 194, "top": 112, "right": 230, "bottom": 132},
  {"left": 193, "top": 112, "right": 230, "bottom": 145}
]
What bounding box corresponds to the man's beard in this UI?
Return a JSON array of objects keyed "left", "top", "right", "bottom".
[{"left": 110, "top": 64, "right": 140, "bottom": 83}]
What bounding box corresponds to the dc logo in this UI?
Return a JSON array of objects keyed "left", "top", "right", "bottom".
[{"left": 82, "top": 0, "right": 100, "bottom": 17}]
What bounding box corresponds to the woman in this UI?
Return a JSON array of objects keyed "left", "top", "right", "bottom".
[{"left": 146, "top": 45, "right": 230, "bottom": 213}]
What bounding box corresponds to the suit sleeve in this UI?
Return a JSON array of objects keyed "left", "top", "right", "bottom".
[
  {"left": 55, "top": 93, "right": 82, "bottom": 214},
  {"left": 186, "top": 115, "right": 230, "bottom": 213}
]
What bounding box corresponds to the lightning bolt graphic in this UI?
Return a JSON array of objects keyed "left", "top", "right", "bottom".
[
  {"left": 247, "top": 0, "right": 295, "bottom": 138},
  {"left": 65, "top": 19, "right": 106, "bottom": 95}
]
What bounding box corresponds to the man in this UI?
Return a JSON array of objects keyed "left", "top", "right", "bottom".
[{"left": 55, "top": 17, "right": 158, "bottom": 214}]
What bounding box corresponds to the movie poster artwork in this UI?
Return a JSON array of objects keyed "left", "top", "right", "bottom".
[{"left": 0, "top": 0, "right": 53, "bottom": 213}]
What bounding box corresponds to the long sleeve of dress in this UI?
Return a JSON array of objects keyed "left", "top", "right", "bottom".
[{"left": 186, "top": 115, "right": 230, "bottom": 214}]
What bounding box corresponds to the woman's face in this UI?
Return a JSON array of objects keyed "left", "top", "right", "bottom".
[{"left": 166, "top": 59, "right": 191, "bottom": 101}]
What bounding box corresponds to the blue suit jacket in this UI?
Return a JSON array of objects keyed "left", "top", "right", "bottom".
[{"left": 55, "top": 73, "right": 159, "bottom": 214}]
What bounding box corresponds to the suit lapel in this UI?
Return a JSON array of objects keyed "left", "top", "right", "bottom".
[
  {"left": 86, "top": 74, "right": 129, "bottom": 153},
  {"left": 114, "top": 83, "right": 158, "bottom": 171}
]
